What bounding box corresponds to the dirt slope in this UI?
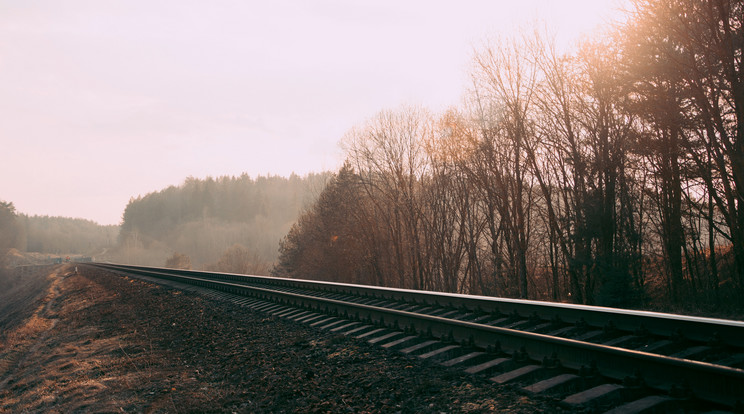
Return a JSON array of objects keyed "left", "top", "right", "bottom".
[
  {"left": 0, "top": 265, "right": 561, "bottom": 413},
  {"left": 0, "top": 265, "right": 55, "bottom": 335}
]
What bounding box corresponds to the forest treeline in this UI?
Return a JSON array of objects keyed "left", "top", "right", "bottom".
[
  {"left": 22, "top": 215, "right": 118, "bottom": 255},
  {"left": 116, "top": 173, "right": 330, "bottom": 271},
  {"left": 1, "top": 201, "right": 118, "bottom": 265},
  {"left": 274, "top": 0, "right": 744, "bottom": 313},
  {"left": 2, "top": 173, "right": 328, "bottom": 272}
]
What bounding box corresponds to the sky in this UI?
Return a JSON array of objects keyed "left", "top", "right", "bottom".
[{"left": 0, "top": 0, "right": 628, "bottom": 225}]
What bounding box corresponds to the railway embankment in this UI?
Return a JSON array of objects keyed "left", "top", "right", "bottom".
[{"left": 0, "top": 265, "right": 554, "bottom": 413}]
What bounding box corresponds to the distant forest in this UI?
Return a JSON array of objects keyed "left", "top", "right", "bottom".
[
  {"left": 23, "top": 215, "right": 118, "bottom": 255},
  {"left": 274, "top": 0, "right": 744, "bottom": 315},
  {"left": 114, "top": 173, "right": 330, "bottom": 272},
  {"left": 0, "top": 201, "right": 118, "bottom": 263},
  {"left": 1, "top": 173, "right": 328, "bottom": 272}
]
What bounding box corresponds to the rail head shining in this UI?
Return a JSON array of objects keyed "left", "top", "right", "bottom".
[
  {"left": 84, "top": 262, "right": 744, "bottom": 408},
  {"left": 88, "top": 262, "right": 744, "bottom": 345}
]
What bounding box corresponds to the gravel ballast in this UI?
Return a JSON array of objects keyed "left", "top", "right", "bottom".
[{"left": 0, "top": 264, "right": 565, "bottom": 412}]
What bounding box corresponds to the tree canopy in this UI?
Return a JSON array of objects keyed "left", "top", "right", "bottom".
[{"left": 274, "top": 0, "right": 744, "bottom": 315}]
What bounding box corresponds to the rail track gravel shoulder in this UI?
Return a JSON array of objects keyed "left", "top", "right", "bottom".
[{"left": 83, "top": 263, "right": 744, "bottom": 413}]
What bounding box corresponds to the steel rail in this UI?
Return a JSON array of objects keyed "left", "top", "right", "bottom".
[
  {"left": 84, "top": 262, "right": 744, "bottom": 408},
  {"left": 91, "top": 263, "right": 744, "bottom": 346}
]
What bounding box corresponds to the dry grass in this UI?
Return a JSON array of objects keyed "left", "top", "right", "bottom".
[{"left": 2, "top": 312, "right": 55, "bottom": 348}]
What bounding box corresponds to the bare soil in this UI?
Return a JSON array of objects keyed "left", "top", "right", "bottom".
[{"left": 0, "top": 264, "right": 565, "bottom": 413}]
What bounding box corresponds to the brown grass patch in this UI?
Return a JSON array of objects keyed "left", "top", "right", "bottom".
[{"left": 2, "top": 312, "right": 55, "bottom": 348}]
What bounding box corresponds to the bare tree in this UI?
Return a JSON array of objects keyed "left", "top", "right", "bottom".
[
  {"left": 343, "top": 106, "right": 432, "bottom": 289},
  {"left": 466, "top": 35, "right": 539, "bottom": 299}
]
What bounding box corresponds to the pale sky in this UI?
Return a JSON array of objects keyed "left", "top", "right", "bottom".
[{"left": 1, "top": 0, "right": 627, "bottom": 225}]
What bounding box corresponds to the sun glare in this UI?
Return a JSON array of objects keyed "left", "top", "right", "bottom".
[{"left": 512, "top": 0, "right": 631, "bottom": 49}]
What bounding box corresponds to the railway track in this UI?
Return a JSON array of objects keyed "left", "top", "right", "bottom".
[{"left": 83, "top": 263, "right": 744, "bottom": 413}]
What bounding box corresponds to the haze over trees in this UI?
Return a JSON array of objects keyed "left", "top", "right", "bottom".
[
  {"left": 115, "top": 173, "right": 330, "bottom": 272},
  {"left": 1, "top": 200, "right": 117, "bottom": 265},
  {"left": 22, "top": 216, "right": 118, "bottom": 255},
  {"left": 2, "top": 173, "right": 327, "bottom": 273},
  {"left": 274, "top": 0, "right": 743, "bottom": 314}
]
